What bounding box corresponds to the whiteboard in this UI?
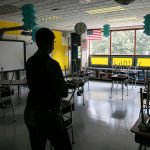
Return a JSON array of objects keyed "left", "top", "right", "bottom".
[{"left": 0, "top": 40, "right": 25, "bottom": 71}]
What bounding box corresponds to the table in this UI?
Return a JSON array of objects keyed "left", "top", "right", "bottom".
[
  {"left": 66, "top": 79, "right": 85, "bottom": 105},
  {"left": 131, "top": 118, "right": 150, "bottom": 150},
  {"left": 110, "top": 74, "right": 128, "bottom": 100},
  {"left": 2, "top": 78, "right": 27, "bottom": 90}
]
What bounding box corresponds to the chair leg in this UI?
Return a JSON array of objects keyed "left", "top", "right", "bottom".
[
  {"left": 127, "top": 84, "right": 128, "bottom": 96},
  {"left": 49, "top": 142, "right": 53, "bottom": 150},
  {"left": 71, "top": 126, "right": 75, "bottom": 144},
  {"left": 121, "top": 82, "right": 124, "bottom": 100},
  {"left": 116, "top": 81, "right": 119, "bottom": 95},
  {"left": 2, "top": 107, "right": 6, "bottom": 119},
  {"left": 1, "top": 98, "right": 6, "bottom": 119},
  {"left": 11, "top": 102, "right": 16, "bottom": 122},
  {"left": 87, "top": 79, "right": 90, "bottom": 91},
  {"left": 138, "top": 144, "right": 142, "bottom": 150},
  {"left": 82, "top": 86, "right": 85, "bottom": 106}
]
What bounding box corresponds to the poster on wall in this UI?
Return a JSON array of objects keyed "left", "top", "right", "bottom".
[{"left": 81, "top": 38, "right": 87, "bottom": 51}]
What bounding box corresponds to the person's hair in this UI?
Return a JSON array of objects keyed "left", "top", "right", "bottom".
[{"left": 35, "top": 28, "right": 55, "bottom": 48}]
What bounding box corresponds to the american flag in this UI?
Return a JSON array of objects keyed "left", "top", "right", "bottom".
[{"left": 86, "top": 29, "right": 101, "bottom": 40}]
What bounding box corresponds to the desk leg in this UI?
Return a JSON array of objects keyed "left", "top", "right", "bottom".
[
  {"left": 110, "top": 81, "right": 113, "bottom": 98},
  {"left": 17, "top": 85, "right": 21, "bottom": 105},
  {"left": 121, "top": 81, "right": 124, "bottom": 100},
  {"left": 82, "top": 86, "right": 85, "bottom": 105},
  {"left": 88, "top": 79, "right": 89, "bottom": 91},
  {"left": 138, "top": 144, "right": 147, "bottom": 150},
  {"left": 127, "top": 84, "right": 128, "bottom": 96}
]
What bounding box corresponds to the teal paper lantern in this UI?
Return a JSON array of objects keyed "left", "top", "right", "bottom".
[
  {"left": 103, "top": 24, "right": 110, "bottom": 37},
  {"left": 114, "top": 0, "right": 135, "bottom": 5},
  {"left": 32, "top": 27, "right": 40, "bottom": 42},
  {"left": 143, "top": 14, "right": 150, "bottom": 36},
  {"left": 21, "top": 4, "right": 37, "bottom": 30}
]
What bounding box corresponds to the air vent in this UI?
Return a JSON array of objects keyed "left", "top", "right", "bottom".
[
  {"left": 51, "top": 8, "right": 61, "bottom": 11},
  {"left": 0, "top": 5, "right": 20, "bottom": 15}
]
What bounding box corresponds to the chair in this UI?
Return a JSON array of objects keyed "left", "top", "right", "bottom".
[
  {"left": 62, "top": 82, "right": 77, "bottom": 143},
  {"left": 0, "top": 71, "right": 15, "bottom": 121},
  {"left": 127, "top": 66, "right": 138, "bottom": 89},
  {"left": 139, "top": 81, "right": 150, "bottom": 131},
  {"left": 79, "top": 64, "right": 90, "bottom": 91},
  {"left": 50, "top": 81, "right": 76, "bottom": 149},
  {"left": 110, "top": 65, "right": 129, "bottom": 100}
]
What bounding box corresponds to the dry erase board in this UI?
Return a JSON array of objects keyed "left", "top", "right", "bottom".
[{"left": 0, "top": 40, "right": 25, "bottom": 71}]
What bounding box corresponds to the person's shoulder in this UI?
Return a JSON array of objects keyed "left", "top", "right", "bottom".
[
  {"left": 27, "top": 54, "right": 36, "bottom": 62},
  {"left": 50, "top": 58, "right": 59, "bottom": 66}
]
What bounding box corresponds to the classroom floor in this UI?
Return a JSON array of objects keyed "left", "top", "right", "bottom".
[{"left": 0, "top": 81, "right": 148, "bottom": 150}]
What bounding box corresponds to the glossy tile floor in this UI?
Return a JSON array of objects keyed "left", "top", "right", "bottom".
[{"left": 0, "top": 81, "right": 149, "bottom": 150}]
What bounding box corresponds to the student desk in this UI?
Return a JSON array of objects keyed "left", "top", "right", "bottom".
[
  {"left": 131, "top": 118, "right": 150, "bottom": 150},
  {"left": 2, "top": 78, "right": 27, "bottom": 89},
  {"left": 110, "top": 74, "right": 128, "bottom": 100},
  {"left": 66, "top": 79, "right": 85, "bottom": 105}
]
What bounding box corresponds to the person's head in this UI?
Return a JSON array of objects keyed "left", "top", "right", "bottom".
[{"left": 35, "top": 28, "right": 55, "bottom": 53}]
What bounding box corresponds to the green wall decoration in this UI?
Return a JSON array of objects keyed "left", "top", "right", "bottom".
[
  {"left": 103, "top": 24, "right": 110, "bottom": 37},
  {"left": 143, "top": 14, "right": 150, "bottom": 36},
  {"left": 21, "top": 4, "right": 37, "bottom": 30}
]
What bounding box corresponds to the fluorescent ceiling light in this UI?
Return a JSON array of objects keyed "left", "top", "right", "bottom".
[
  {"left": 85, "top": 6, "right": 124, "bottom": 14},
  {"left": 38, "top": 16, "right": 61, "bottom": 22},
  {"left": 108, "top": 17, "right": 138, "bottom": 22}
]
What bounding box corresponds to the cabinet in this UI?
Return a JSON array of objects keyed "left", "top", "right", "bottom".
[
  {"left": 88, "top": 67, "right": 149, "bottom": 84},
  {"left": 88, "top": 67, "right": 112, "bottom": 81}
]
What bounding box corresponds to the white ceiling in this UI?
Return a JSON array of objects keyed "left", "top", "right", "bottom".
[{"left": 0, "top": 0, "right": 149, "bottom": 31}]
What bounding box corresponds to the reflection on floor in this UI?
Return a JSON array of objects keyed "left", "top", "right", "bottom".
[{"left": 0, "top": 81, "right": 148, "bottom": 150}]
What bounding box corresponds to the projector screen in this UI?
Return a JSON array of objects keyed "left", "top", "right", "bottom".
[{"left": 0, "top": 40, "right": 25, "bottom": 71}]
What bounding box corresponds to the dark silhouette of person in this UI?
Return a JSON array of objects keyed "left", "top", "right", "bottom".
[{"left": 24, "top": 28, "right": 72, "bottom": 150}]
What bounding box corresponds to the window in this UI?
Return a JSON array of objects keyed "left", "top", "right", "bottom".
[
  {"left": 111, "top": 30, "right": 134, "bottom": 55},
  {"left": 89, "top": 36, "right": 110, "bottom": 55},
  {"left": 136, "top": 29, "right": 150, "bottom": 55}
]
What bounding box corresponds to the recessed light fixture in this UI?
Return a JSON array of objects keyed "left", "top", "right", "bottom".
[
  {"left": 108, "top": 17, "right": 138, "bottom": 22},
  {"left": 79, "top": 0, "right": 92, "bottom": 4},
  {"left": 85, "top": 6, "right": 124, "bottom": 14},
  {"left": 38, "top": 16, "right": 61, "bottom": 22},
  {"left": 51, "top": 8, "right": 61, "bottom": 11}
]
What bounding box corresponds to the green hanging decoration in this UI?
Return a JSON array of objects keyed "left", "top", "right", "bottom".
[
  {"left": 114, "top": 0, "right": 135, "bottom": 5},
  {"left": 21, "top": 4, "right": 37, "bottom": 30},
  {"left": 32, "top": 27, "right": 40, "bottom": 42},
  {"left": 103, "top": 24, "right": 110, "bottom": 37},
  {"left": 143, "top": 14, "right": 150, "bottom": 36}
]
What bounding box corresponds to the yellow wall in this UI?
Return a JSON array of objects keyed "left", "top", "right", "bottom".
[
  {"left": 52, "top": 30, "right": 69, "bottom": 70},
  {"left": 0, "top": 21, "right": 21, "bottom": 35}
]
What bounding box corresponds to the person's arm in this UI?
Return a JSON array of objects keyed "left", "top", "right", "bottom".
[
  {"left": 55, "top": 63, "right": 68, "bottom": 98},
  {"left": 46, "top": 61, "right": 68, "bottom": 98}
]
